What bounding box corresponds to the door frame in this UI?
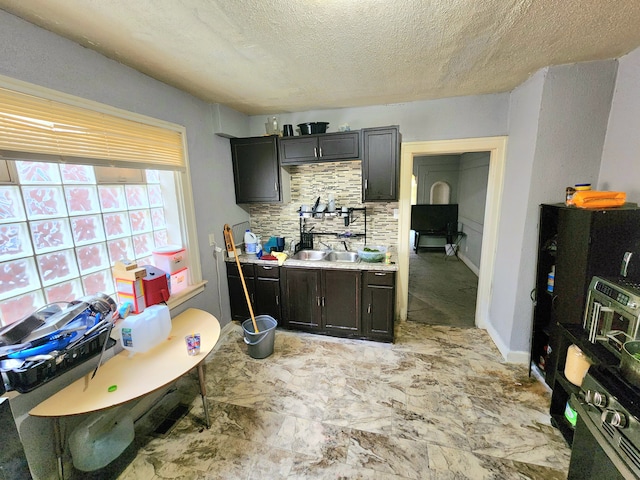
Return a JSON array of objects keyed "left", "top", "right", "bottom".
[{"left": 397, "top": 136, "right": 508, "bottom": 328}]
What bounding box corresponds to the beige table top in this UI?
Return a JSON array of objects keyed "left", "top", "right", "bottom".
[{"left": 30, "top": 308, "right": 220, "bottom": 417}]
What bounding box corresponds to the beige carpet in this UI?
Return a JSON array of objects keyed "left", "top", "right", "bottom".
[{"left": 407, "top": 249, "right": 478, "bottom": 328}]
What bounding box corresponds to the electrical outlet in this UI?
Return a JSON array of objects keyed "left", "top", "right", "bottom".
[
  {"left": 393, "top": 209, "right": 399, "bottom": 219},
  {"left": 209, "top": 233, "right": 215, "bottom": 246}
]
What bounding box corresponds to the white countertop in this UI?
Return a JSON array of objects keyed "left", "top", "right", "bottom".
[{"left": 227, "top": 253, "right": 398, "bottom": 271}]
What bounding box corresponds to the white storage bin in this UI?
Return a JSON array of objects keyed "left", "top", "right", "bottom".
[
  {"left": 152, "top": 245, "right": 187, "bottom": 274},
  {"left": 170, "top": 267, "right": 188, "bottom": 294}
]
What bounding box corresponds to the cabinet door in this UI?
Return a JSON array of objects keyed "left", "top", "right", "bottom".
[
  {"left": 226, "top": 263, "right": 255, "bottom": 321},
  {"left": 254, "top": 265, "right": 281, "bottom": 323},
  {"left": 322, "top": 269, "right": 361, "bottom": 334},
  {"left": 317, "top": 132, "right": 359, "bottom": 161},
  {"left": 281, "top": 268, "right": 322, "bottom": 329},
  {"left": 362, "top": 126, "right": 399, "bottom": 201},
  {"left": 230, "top": 136, "right": 281, "bottom": 203},
  {"left": 279, "top": 137, "right": 318, "bottom": 164},
  {"left": 255, "top": 278, "right": 281, "bottom": 323},
  {"left": 362, "top": 271, "right": 395, "bottom": 341}
]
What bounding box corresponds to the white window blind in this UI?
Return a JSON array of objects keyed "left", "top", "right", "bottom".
[{"left": 0, "top": 87, "right": 185, "bottom": 171}]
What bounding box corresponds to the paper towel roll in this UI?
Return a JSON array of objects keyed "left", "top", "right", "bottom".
[{"left": 564, "top": 344, "right": 592, "bottom": 387}]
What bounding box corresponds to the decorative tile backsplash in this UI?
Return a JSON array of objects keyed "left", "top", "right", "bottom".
[{"left": 248, "top": 161, "right": 398, "bottom": 252}]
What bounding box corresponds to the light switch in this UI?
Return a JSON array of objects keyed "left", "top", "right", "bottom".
[{"left": 209, "top": 233, "right": 215, "bottom": 246}]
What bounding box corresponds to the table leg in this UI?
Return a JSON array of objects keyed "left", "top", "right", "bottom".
[
  {"left": 53, "top": 417, "right": 64, "bottom": 480},
  {"left": 197, "top": 363, "right": 210, "bottom": 429}
]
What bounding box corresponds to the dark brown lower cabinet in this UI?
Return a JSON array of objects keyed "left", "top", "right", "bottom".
[
  {"left": 280, "top": 267, "right": 321, "bottom": 331},
  {"left": 281, "top": 267, "right": 392, "bottom": 341},
  {"left": 362, "top": 271, "right": 396, "bottom": 342},
  {"left": 226, "top": 262, "right": 255, "bottom": 322},
  {"left": 322, "top": 269, "right": 361, "bottom": 335},
  {"left": 226, "top": 263, "right": 281, "bottom": 323}
]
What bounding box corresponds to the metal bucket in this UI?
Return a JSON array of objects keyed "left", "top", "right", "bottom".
[{"left": 242, "top": 315, "right": 277, "bottom": 359}]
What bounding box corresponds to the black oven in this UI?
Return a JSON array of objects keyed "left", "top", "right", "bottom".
[{"left": 568, "top": 367, "right": 640, "bottom": 479}]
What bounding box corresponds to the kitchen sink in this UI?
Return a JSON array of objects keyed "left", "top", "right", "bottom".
[
  {"left": 291, "top": 250, "right": 328, "bottom": 261},
  {"left": 325, "top": 251, "right": 360, "bottom": 263}
]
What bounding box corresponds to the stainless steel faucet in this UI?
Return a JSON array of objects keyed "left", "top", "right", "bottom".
[{"left": 318, "top": 240, "right": 331, "bottom": 250}]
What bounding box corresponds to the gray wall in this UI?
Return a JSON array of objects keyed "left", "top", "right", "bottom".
[
  {"left": 247, "top": 94, "right": 510, "bottom": 141},
  {"left": 0, "top": 11, "right": 252, "bottom": 325},
  {"left": 413, "top": 155, "right": 461, "bottom": 204},
  {"left": 409, "top": 153, "right": 488, "bottom": 269},
  {"left": 491, "top": 60, "right": 617, "bottom": 356},
  {"left": 458, "top": 152, "right": 490, "bottom": 269},
  {"left": 600, "top": 47, "right": 640, "bottom": 198},
  {"left": 0, "top": 10, "right": 250, "bottom": 479}
]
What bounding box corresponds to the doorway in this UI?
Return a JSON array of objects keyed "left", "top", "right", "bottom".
[
  {"left": 407, "top": 152, "right": 489, "bottom": 327},
  {"left": 396, "top": 137, "right": 508, "bottom": 329}
]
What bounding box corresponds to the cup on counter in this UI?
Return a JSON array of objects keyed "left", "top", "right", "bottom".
[
  {"left": 185, "top": 333, "right": 201, "bottom": 355},
  {"left": 276, "top": 237, "right": 285, "bottom": 252}
]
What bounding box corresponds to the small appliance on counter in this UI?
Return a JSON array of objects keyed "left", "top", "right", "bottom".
[{"left": 583, "top": 275, "right": 640, "bottom": 356}]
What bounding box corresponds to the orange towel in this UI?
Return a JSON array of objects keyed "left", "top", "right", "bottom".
[{"left": 569, "top": 190, "right": 626, "bottom": 209}]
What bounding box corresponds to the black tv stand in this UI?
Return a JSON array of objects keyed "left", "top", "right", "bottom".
[{"left": 413, "top": 229, "right": 464, "bottom": 253}]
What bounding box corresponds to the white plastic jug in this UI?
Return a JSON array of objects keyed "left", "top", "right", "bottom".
[
  {"left": 119, "top": 304, "right": 171, "bottom": 355},
  {"left": 244, "top": 230, "right": 257, "bottom": 254}
]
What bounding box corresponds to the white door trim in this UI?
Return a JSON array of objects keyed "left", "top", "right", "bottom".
[{"left": 397, "top": 136, "right": 508, "bottom": 329}]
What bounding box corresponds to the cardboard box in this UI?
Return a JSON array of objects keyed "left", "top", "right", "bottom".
[{"left": 113, "top": 261, "right": 146, "bottom": 281}]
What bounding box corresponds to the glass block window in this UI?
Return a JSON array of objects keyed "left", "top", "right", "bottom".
[{"left": 0, "top": 160, "right": 182, "bottom": 325}]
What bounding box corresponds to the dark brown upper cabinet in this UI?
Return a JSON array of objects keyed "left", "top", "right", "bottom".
[
  {"left": 279, "top": 132, "right": 359, "bottom": 165},
  {"left": 230, "top": 135, "right": 289, "bottom": 203},
  {"left": 361, "top": 126, "right": 400, "bottom": 201}
]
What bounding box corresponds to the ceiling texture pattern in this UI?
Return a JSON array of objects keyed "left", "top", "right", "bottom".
[{"left": 2, "top": 0, "right": 640, "bottom": 115}]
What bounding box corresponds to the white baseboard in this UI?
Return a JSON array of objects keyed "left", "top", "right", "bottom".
[
  {"left": 483, "top": 318, "right": 530, "bottom": 364},
  {"left": 456, "top": 252, "right": 479, "bottom": 276}
]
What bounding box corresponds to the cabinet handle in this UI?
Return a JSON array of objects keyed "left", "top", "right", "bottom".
[
  {"left": 276, "top": 295, "right": 279, "bottom": 305},
  {"left": 319, "top": 147, "right": 323, "bottom": 158},
  {"left": 250, "top": 293, "right": 254, "bottom": 303},
  {"left": 317, "top": 296, "right": 321, "bottom": 306},
  {"left": 274, "top": 181, "right": 278, "bottom": 191},
  {"left": 322, "top": 297, "right": 325, "bottom": 307},
  {"left": 314, "top": 147, "right": 318, "bottom": 158},
  {"left": 374, "top": 272, "right": 386, "bottom": 276},
  {"left": 364, "top": 179, "right": 368, "bottom": 190},
  {"left": 263, "top": 266, "right": 273, "bottom": 270},
  {"left": 368, "top": 304, "right": 371, "bottom": 314}
]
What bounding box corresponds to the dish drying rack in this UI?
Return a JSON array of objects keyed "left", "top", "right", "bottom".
[{"left": 297, "top": 207, "right": 367, "bottom": 250}]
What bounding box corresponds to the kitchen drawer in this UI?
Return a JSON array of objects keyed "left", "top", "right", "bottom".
[
  {"left": 364, "top": 270, "right": 395, "bottom": 286},
  {"left": 226, "top": 262, "right": 254, "bottom": 278},
  {"left": 255, "top": 264, "right": 279, "bottom": 278}
]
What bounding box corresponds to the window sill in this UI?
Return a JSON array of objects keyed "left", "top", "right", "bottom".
[{"left": 166, "top": 281, "right": 207, "bottom": 311}]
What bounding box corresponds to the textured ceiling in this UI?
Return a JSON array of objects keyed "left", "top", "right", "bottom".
[{"left": 2, "top": 0, "right": 640, "bottom": 115}]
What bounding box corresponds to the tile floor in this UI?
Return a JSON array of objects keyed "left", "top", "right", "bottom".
[
  {"left": 408, "top": 249, "right": 478, "bottom": 328},
  {"left": 115, "top": 318, "right": 571, "bottom": 479}
]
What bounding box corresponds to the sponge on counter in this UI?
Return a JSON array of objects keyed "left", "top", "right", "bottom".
[{"left": 273, "top": 252, "right": 288, "bottom": 266}]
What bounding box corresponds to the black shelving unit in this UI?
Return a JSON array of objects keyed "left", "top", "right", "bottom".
[
  {"left": 548, "top": 323, "right": 619, "bottom": 445},
  {"left": 530, "top": 203, "right": 640, "bottom": 387},
  {"left": 529, "top": 202, "right": 640, "bottom": 446},
  {"left": 298, "top": 207, "right": 367, "bottom": 249}
]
